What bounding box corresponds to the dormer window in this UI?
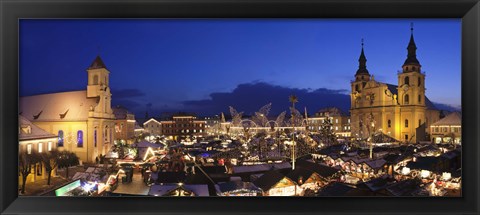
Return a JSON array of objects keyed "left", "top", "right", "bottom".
[{"left": 21, "top": 125, "right": 31, "bottom": 134}]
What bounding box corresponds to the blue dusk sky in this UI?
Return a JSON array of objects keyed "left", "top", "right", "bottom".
[{"left": 19, "top": 19, "right": 461, "bottom": 117}]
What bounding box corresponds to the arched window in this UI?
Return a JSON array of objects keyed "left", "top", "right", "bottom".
[
  {"left": 93, "top": 75, "right": 99, "bottom": 85},
  {"left": 418, "top": 95, "right": 421, "bottom": 103},
  {"left": 94, "top": 129, "right": 97, "bottom": 147},
  {"left": 404, "top": 94, "right": 409, "bottom": 104},
  {"left": 58, "top": 130, "right": 64, "bottom": 147},
  {"left": 418, "top": 77, "right": 421, "bottom": 86},
  {"left": 77, "top": 130, "right": 83, "bottom": 147},
  {"left": 105, "top": 126, "right": 109, "bottom": 142},
  {"left": 405, "top": 119, "right": 409, "bottom": 128},
  {"left": 387, "top": 120, "right": 391, "bottom": 128},
  {"left": 404, "top": 76, "right": 410, "bottom": 85}
]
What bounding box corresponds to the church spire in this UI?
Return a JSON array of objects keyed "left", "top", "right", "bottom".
[
  {"left": 403, "top": 23, "right": 420, "bottom": 67},
  {"left": 356, "top": 38, "right": 369, "bottom": 75}
]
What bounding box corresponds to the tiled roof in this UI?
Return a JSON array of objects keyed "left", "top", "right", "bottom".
[
  {"left": 88, "top": 56, "right": 107, "bottom": 70},
  {"left": 20, "top": 90, "right": 98, "bottom": 122},
  {"left": 431, "top": 112, "right": 461, "bottom": 126},
  {"left": 18, "top": 115, "right": 57, "bottom": 141}
]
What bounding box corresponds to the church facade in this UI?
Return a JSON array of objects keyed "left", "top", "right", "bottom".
[
  {"left": 350, "top": 27, "right": 440, "bottom": 143},
  {"left": 19, "top": 56, "right": 116, "bottom": 163}
]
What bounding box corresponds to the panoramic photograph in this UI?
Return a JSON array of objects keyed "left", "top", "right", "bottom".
[{"left": 18, "top": 19, "right": 461, "bottom": 197}]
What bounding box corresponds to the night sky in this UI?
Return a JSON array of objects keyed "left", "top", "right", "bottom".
[{"left": 19, "top": 19, "right": 461, "bottom": 117}]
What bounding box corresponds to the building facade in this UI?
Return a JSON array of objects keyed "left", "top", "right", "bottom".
[
  {"left": 112, "top": 105, "right": 136, "bottom": 144},
  {"left": 19, "top": 115, "right": 58, "bottom": 184},
  {"left": 161, "top": 115, "right": 206, "bottom": 140},
  {"left": 307, "top": 107, "right": 351, "bottom": 138},
  {"left": 19, "top": 56, "right": 116, "bottom": 163},
  {"left": 430, "top": 112, "right": 462, "bottom": 144},
  {"left": 143, "top": 118, "right": 162, "bottom": 136},
  {"left": 349, "top": 28, "right": 440, "bottom": 143}
]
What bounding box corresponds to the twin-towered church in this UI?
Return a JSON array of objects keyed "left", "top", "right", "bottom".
[{"left": 350, "top": 26, "right": 440, "bottom": 143}]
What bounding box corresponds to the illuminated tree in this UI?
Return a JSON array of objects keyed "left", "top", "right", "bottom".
[
  {"left": 40, "top": 149, "right": 61, "bottom": 185},
  {"left": 319, "top": 117, "right": 336, "bottom": 147},
  {"left": 57, "top": 151, "right": 80, "bottom": 180},
  {"left": 19, "top": 151, "right": 41, "bottom": 194}
]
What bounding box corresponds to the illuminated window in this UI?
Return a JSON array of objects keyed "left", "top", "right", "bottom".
[
  {"left": 387, "top": 120, "right": 391, "bottom": 128},
  {"left": 77, "top": 130, "right": 83, "bottom": 147},
  {"left": 405, "top": 119, "right": 409, "bottom": 128},
  {"left": 335, "top": 119, "right": 338, "bottom": 123},
  {"left": 348, "top": 119, "right": 350, "bottom": 123},
  {"left": 38, "top": 142, "right": 43, "bottom": 153},
  {"left": 48, "top": 142, "right": 52, "bottom": 151},
  {"left": 58, "top": 130, "right": 64, "bottom": 147},
  {"left": 27, "top": 144, "right": 32, "bottom": 154}
]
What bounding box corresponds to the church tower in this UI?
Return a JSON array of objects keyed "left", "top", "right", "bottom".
[
  {"left": 396, "top": 24, "right": 427, "bottom": 142},
  {"left": 86, "top": 56, "right": 113, "bottom": 115},
  {"left": 351, "top": 40, "right": 371, "bottom": 108}
]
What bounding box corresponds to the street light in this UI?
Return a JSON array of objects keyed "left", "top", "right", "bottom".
[{"left": 289, "top": 95, "right": 298, "bottom": 170}]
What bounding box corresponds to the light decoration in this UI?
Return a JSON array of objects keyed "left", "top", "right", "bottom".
[
  {"left": 401, "top": 167, "right": 411, "bottom": 175},
  {"left": 442, "top": 172, "right": 452, "bottom": 181},
  {"left": 143, "top": 147, "right": 156, "bottom": 161},
  {"left": 421, "top": 170, "right": 431, "bottom": 178},
  {"left": 82, "top": 181, "right": 97, "bottom": 192}
]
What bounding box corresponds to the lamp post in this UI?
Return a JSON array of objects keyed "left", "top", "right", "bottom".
[{"left": 289, "top": 95, "right": 298, "bottom": 170}]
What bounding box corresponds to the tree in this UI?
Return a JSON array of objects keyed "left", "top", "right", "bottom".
[
  {"left": 40, "top": 150, "right": 60, "bottom": 185},
  {"left": 19, "top": 151, "right": 41, "bottom": 194},
  {"left": 319, "top": 117, "right": 337, "bottom": 147},
  {"left": 57, "top": 151, "right": 80, "bottom": 180}
]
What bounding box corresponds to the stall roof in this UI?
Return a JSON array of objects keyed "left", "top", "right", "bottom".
[
  {"left": 149, "top": 184, "right": 209, "bottom": 196},
  {"left": 386, "top": 179, "right": 422, "bottom": 196},
  {"left": 296, "top": 160, "right": 340, "bottom": 178},
  {"left": 286, "top": 168, "right": 316, "bottom": 184},
  {"left": 215, "top": 181, "right": 262, "bottom": 194},
  {"left": 317, "top": 182, "right": 356, "bottom": 196},
  {"left": 232, "top": 162, "right": 291, "bottom": 174},
  {"left": 253, "top": 170, "right": 290, "bottom": 191}
]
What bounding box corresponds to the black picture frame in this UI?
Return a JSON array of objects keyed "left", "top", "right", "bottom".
[{"left": 1, "top": 0, "right": 479, "bottom": 214}]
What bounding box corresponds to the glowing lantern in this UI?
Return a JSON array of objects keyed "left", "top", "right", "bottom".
[
  {"left": 442, "top": 172, "right": 452, "bottom": 181},
  {"left": 421, "top": 170, "right": 431, "bottom": 178},
  {"left": 401, "top": 167, "right": 411, "bottom": 175}
]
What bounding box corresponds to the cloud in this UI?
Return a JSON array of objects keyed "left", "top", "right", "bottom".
[
  {"left": 111, "top": 88, "right": 146, "bottom": 99},
  {"left": 181, "top": 82, "right": 351, "bottom": 116},
  {"left": 432, "top": 102, "right": 461, "bottom": 112}
]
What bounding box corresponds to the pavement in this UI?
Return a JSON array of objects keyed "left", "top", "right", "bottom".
[
  {"left": 19, "top": 176, "right": 69, "bottom": 196},
  {"left": 112, "top": 167, "right": 150, "bottom": 196}
]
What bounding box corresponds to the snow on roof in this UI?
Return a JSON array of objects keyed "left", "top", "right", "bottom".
[
  {"left": 232, "top": 162, "right": 291, "bottom": 174},
  {"left": 431, "top": 112, "right": 461, "bottom": 126},
  {"left": 215, "top": 181, "right": 262, "bottom": 194},
  {"left": 148, "top": 184, "right": 209, "bottom": 196},
  {"left": 363, "top": 159, "right": 387, "bottom": 170},
  {"left": 134, "top": 140, "right": 165, "bottom": 148},
  {"left": 19, "top": 115, "right": 57, "bottom": 141},
  {"left": 19, "top": 90, "right": 98, "bottom": 121}
]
